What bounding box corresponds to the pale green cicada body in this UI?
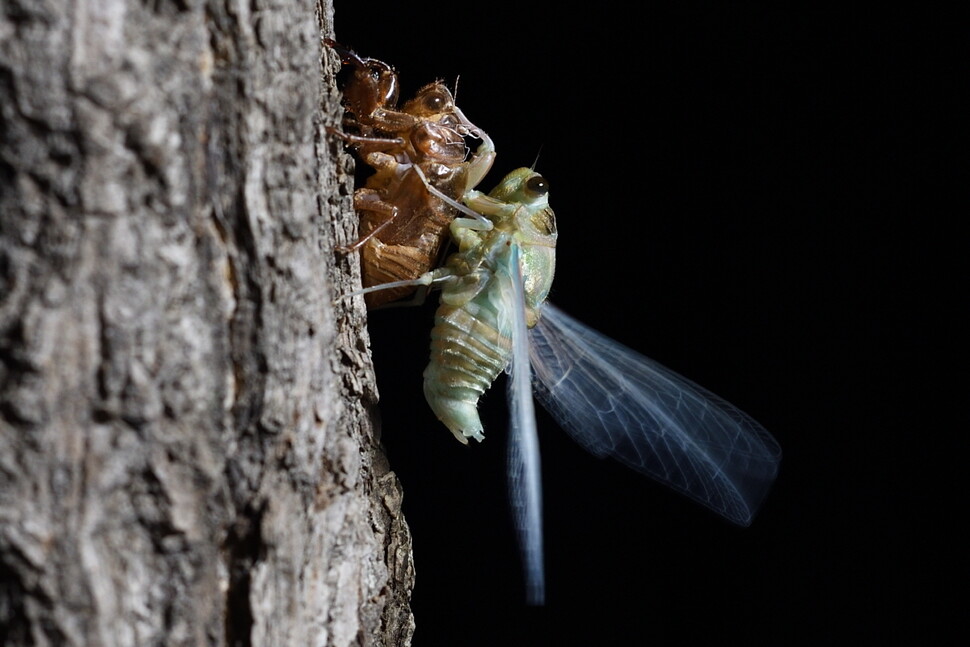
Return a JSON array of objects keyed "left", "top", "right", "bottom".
[
  {"left": 422, "top": 168, "right": 556, "bottom": 444},
  {"left": 351, "top": 166, "right": 781, "bottom": 606},
  {"left": 349, "top": 167, "right": 555, "bottom": 602}
]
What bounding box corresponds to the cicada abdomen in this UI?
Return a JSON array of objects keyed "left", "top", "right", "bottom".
[
  {"left": 423, "top": 169, "right": 556, "bottom": 443},
  {"left": 327, "top": 40, "right": 495, "bottom": 308}
]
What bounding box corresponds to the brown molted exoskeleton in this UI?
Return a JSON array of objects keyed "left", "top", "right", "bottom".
[{"left": 326, "top": 40, "right": 495, "bottom": 308}]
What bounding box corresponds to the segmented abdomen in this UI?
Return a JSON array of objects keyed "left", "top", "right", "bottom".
[{"left": 423, "top": 299, "right": 511, "bottom": 443}]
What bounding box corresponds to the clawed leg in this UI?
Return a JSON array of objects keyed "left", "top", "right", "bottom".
[
  {"left": 326, "top": 126, "right": 406, "bottom": 154},
  {"left": 336, "top": 217, "right": 394, "bottom": 254},
  {"left": 463, "top": 131, "right": 496, "bottom": 189},
  {"left": 336, "top": 190, "right": 399, "bottom": 253}
]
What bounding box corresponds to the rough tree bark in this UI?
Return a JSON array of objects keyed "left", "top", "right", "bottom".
[{"left": 0, "top": 0, "right": 414, "bottom": 645}]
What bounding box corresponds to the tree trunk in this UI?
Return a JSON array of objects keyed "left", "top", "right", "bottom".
[{"left": 0, "top": 1, "right": 414, "bottom": 645}]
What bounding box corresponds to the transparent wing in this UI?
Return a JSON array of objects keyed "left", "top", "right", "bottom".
[
  {"left": 529, "top": 303, "right": 781, "bottom": 526},
  {"left": 500, "top": 244, "right": 545, "bottom": 605}
]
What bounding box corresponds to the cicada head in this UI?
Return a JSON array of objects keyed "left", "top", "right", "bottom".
[
  {"left": 329, "top": 41, "right": 401, "bottom": 120},
  {"left": 401, "top": 82, "right": 456, "bottom": 119},
  {"left": 487, "top": 169, "right": 557, "bottom": 242},
  {"left": 488, "top": 169, "right": 549, "bottom": 207}
]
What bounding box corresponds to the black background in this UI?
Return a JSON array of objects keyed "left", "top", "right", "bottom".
[{"left": 330, "top": 3, "right": 956, "bottom": 645}]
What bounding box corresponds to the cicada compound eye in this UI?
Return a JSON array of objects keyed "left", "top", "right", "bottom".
[
  {"left": 525, "top": 175, "right": 549, "bottom": 196},
  {"left": 422, "top": 90, "right": 451, "bottom": 113}
]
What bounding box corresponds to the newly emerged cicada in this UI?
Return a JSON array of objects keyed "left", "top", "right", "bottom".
[
  {"left": 355, "top": 167, "right": 782, "bottom": 604},
  {"left": 327, "top": 40, "right": 495, "bottom": 308}
]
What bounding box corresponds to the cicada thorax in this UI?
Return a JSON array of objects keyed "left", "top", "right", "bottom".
[
  {"left": 327, "top": 41, "right": 495, "bottom": 308},
  {"left": 423, "top": 169, "right": 557, "bottom": 443}
]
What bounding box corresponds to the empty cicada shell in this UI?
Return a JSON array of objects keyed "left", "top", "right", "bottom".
[{"left": 327, "top": 40, "right": 495, "bottom": 308}]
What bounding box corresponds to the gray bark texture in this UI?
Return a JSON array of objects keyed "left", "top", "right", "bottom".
[{"left": 0, "top": 0, "right": 414, "bottom": 645}]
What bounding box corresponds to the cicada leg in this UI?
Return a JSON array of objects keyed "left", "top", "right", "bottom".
[
  {"left": 326, "top": 126, "right": 406, "bottom": 155},
  {"left": 463, "top": 131, "right": 496, "bottom": 190},
  {"left": 340, "top": 266, "right": 455, "bottom": 300},
  {"left": 368, "top": 284, "right": 434, "bottom": 310},
  {"left": 410, "top": 164, "right": 493, "bottom": 229},
  {"left": 336, "top": 190, "right": 399, "bottom": 254}
]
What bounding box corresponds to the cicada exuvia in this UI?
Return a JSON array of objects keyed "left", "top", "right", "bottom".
[{"left": 327, "top": 40, "right": 495, "bottom": 308}]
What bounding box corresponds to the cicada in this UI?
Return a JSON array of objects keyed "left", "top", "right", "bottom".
[
  {"left": 327, "top": 40, "right": 495, "bottom": 308},
  {"left": 356, "top": 168, "right": 782, "bottom": 604}
]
